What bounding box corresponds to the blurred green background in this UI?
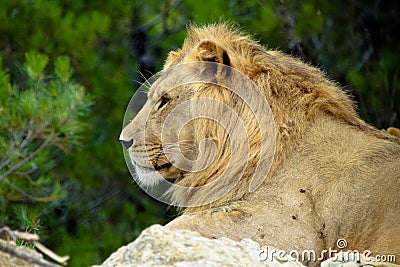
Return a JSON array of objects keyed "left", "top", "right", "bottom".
[{"left": 0, "top": 0, "right": 399, "bottom": 266}]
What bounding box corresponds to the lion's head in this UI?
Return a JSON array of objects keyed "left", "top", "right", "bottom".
[{"left": 120, "top": 24, "right": 396, "bottom": 209}]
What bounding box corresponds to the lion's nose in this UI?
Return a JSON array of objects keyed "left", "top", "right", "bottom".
[{"left": 119, "top": 139, "right": 133, "bottom": 149}]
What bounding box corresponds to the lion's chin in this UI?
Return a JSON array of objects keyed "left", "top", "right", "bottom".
[
  {"left": 133, "top": 164, "right": 164, "bottom": 187},
  {"left": 132, "top": 161, "right": 179, "bottom": 187},
  {"left": 130, "top": 159, "right": 159, "bottom": 185}
]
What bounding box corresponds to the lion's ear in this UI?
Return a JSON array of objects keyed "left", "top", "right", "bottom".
[{"left": 196, "top": 40, "right": 231, "bottom": 66}]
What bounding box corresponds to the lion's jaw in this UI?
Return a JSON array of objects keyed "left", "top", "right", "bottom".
[
  {"left": 126, "top": 138, "right": 195, "bottom": 188},
  {"left": 130, "top": 160, "right": 165, "bottom": 187},
  {"left": 120, "top": 83, "right": 197, "bottom": 188}
]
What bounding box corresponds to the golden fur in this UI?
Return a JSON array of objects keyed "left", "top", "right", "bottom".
[
  {"left": 120, "top": 24, "right": 400, "bottom": 265},
  {"left": 388, "top": 127, "right": 400, "bottom": 138}
]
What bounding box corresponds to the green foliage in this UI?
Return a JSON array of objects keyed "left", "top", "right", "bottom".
[
  {"left": 0, "top": 52, "right": 92, "bottom": 203},
  {"left": 0, "top": 0, "right": 398, "bottom": 266},
  {"left": 0, "top": 52, "right": 92, "bottom": 251},
  {"left": 295, "top": 3, "right": 323, "bottom": 37},
  {"left": 13, "top": 205, "right": 42, "bottom": 250},
  {"left": 16, "top": 239, "right": 36, "bottom": 250},
  {"left": 0, "top": 57, "right": 11, "bottom": 103},
  {"left": 55, "top": 56, "right": 72, "bottom": 83},
  {"left": 23, "top": 51, "right": 49, "bottom": 80}
]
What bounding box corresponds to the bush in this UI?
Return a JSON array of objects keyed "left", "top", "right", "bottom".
[{"left": 0, "top": 51, "right": 92, "bottom": 248}]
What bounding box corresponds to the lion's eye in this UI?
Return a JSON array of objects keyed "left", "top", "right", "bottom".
[{"left": 157, "top": 96, "right": 169, "bottom": 111}]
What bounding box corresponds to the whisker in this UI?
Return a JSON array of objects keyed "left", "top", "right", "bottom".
[
  {"left": 163, "top": 145, "right": 192, "bottom": 150},
  {"left": 162, "top": 147, "right": 193, "bottom": 153},
  {"left": 134, "top": 70, "right": 153, "bottom": 92},
  {"left": 162, "top": 143, "right": 191, "bottom": 148}
]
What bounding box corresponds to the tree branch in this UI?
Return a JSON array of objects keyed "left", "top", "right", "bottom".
[
  {"left": 0, "top": 133, "right": 55, "bottom": 183},
  {"left": 3, "top": 178, "right": 40, "bottom": 202}
]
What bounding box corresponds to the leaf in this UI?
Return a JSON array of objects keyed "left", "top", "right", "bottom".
[
  {"left": 19, "top": 89, "right": 37, "bottom": 117},
  {"left": 24, "top": 51, "right": 49, "bottom": 80},
  {"left": 55, "top": 55, "right": 72, "bottom": 83},
  {"left": 0, "top": 55, "right": 11, "bottom": 104}
]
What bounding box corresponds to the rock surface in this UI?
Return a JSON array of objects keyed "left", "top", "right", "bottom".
[
  {"left": 93, "top": 224, "right": 305, "bottom": 267},
  {"left": 0, "top": 239, "right": 43, "bottom": 267},
  {"left": 94, "top": 224, "right": 399, "bottom": 267}
]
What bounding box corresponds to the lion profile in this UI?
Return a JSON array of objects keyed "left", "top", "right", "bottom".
[{"left": 120, "top": 24, "right": 400, "bottom": 265}]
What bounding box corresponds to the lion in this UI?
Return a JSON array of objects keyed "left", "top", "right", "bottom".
[{"left": 120, "top": 24, "right": 400, "bottom": 265}]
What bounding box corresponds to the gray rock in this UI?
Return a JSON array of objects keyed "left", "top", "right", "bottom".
[
  {"left": 93, "top": 224, "right": 305, "bottom": 267},
  {"left": 96, "top": 224, "right": 399, "bottom": 267},
  {"left": 0, "top": 239, "right": 43, "bottom": 267}
]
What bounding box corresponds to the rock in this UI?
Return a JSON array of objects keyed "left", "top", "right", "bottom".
[
  {"left": 94, "top": 224, "right": 399, "bottom": 267},
  {"left": 93, "top": 224, "right": 305, "bottom": 267},
  {"left": 0, "top": 239, "right": 43, "bottom": 267}
]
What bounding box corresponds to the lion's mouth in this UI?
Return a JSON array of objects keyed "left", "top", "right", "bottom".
[{"left": 133, "top": 161, "right": 172, "bottom": 172}]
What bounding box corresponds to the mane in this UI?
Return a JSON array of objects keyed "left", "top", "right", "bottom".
[
  {"left": 164, "top": 24, "right": 400, "bottom": 210},
  {"left": 171, "top": 24, "right": 400, "bottom": 139}
]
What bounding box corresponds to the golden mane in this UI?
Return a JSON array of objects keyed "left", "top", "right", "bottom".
[{"left": 168, "top": 24, "right": 379, "bottom": 130}]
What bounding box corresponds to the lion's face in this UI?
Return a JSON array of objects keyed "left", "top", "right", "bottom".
[
  {"left": 119, "top": 37, "right": 239, "bottom": 189},
  {"left": 120, "top": 80, "right": 197, "bottom": 187},
  {"left": 119, "top": 28, "right": 277, "bottom": 207}
]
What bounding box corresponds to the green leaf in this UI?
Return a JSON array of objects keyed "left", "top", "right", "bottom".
[
  {"left": 0, "top": 55, "right": 11, "bottom": 105},
  {"left": 19, "top": 89, "right": 37, "bottom": 117},
  {"left": 24, "top": 51, "right": 49, "bottom": 80},
  {"left": 55, "top": 55, "right": 72, "bottom": 83}
]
